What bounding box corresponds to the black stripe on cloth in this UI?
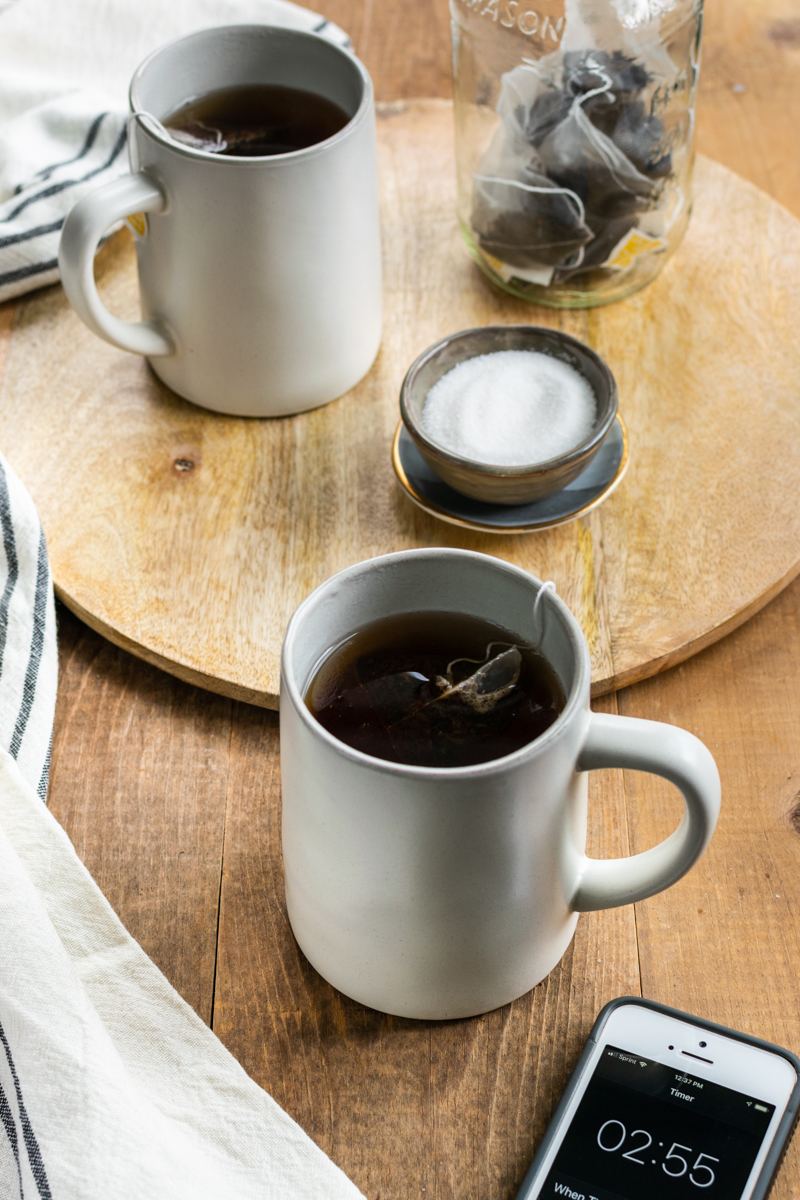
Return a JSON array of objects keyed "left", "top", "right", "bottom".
[
  {"left": 37, "top": 732, "right": 52, "bottom": 802},
  {"left": 0, "top": 463, "right": 19, "bottom": 678},
  {"left": 314, "top": 17, "right": 329, "bottom": 29},
  {"left": 0, "top": 259, "right": 58, "bottom": 288},
  {"left": 13, "top": 111, "right": 109, "bottom": 195},
  {"left": 1, "top": 123, "right": 127, "bottom": 224},
  {"left": 0, "top": 1022, "right": 51, "bottom": 1199},
  {"left": 0, "top": 219, "right": 63, "bottom": 251},
  {"left": 10, "top": 526, "right": 49, "bottom": 761},
  {"left": 0, "top": 1077, "right": 23, "bottom": 1199}
]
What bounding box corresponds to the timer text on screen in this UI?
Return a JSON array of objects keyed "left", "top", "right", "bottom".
[{"left": 541, "top": 1045, "right": 775, "bottom": 1200}]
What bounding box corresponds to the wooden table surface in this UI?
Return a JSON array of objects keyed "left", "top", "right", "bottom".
[{"left": 4, "top": 1, "right": 800, "bottom": 1196}]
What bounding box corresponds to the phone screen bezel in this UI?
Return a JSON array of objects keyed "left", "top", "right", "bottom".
[{"left": 524, "top": 1003, "right": 798, "bottom": 1200}]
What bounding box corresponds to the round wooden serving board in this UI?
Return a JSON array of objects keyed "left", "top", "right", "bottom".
[{"left": 2, "top": 100, "right": 800, "bottom": 708}]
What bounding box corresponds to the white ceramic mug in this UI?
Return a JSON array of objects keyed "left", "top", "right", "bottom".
[
  {"left": 280, "top": 549, "right": 721, "bottom": 1020},
  {"left": 58, "top": 25, "right": 382, "bottom": 418}
]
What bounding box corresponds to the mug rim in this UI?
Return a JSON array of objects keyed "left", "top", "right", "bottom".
[
  {"left": 128, "top": 23, "right": 373, "bottom": 165},
  {"left": 281, "top": 547, "right": 592, "bottom": 778}
]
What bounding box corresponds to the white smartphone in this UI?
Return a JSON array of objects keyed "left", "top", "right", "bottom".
[{"left": 517, "top": 998, "right": 800, "bottom": 1200}]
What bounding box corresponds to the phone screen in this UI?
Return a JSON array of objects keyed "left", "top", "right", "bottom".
[{"left": 539, "top": 1044, "right": 776, "bottom": 1200}]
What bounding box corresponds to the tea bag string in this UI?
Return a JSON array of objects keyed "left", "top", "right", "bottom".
[
  {"left": 532, "top": 581, "right": 556, "bottom": 651},
  {"left": 445, "top": 641, "right": 517, "bottom": 680},
  {"left": 127, "top": 110, "right": 174, "bottom": 173},
  {"left": 128, "top": 109, "right": 172, "bottom": 139},
  {"left": 576, "top": 69, "right": 614, "bottom": 108},
  {"left": 443, "top": 581, "right": 556, "bottom": 679},
  {"left": 561, "top": 244, "right": 586, "bottom": 270},
  {"left": 472, "top": 174, "right": 587, "bottom": 225}
]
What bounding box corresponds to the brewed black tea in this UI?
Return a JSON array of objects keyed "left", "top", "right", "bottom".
[
  {"left": 306, "top": 612, "right": 565, "bottom": 768},
  {"left": 164, "top": 84, "right": 349, "bottom": 157}
]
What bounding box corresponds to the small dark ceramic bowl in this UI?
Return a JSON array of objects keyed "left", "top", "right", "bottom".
[{"left": 399, "top": 325, "right": 618, "bottom": 505}]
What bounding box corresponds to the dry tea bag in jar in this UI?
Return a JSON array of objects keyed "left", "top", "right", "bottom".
[
  {"left": 450, "top": 0, "right": 703, "bottom": 307},
  {"left": 471, "top": 172, "right": 594, "bottom": 277},
  {"left": 534, "top": 56, "right": 660, "bottom": 279},
  {"left": 470, "top": 63, "right": 595, "bottom": 280}
]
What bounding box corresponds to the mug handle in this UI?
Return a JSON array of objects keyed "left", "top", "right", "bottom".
[
  {"left": 58, "top": 172, "right": 174, "bottom": 357},
  {"left": 572, "top": 712, "right": 721, "bottom": 912}
]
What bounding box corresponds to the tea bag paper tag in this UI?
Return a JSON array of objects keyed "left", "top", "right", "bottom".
[
  {"left": 602, "top": 227, "right": 665, "bottom": 269},
  {"left": 125, "top": 212, "right": 147, "bottom": 237},
  {"left": 484, "top": 250, "right": 556, "bottom": 286}
]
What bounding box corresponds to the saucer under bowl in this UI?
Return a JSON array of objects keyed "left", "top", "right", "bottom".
[{"left": 392, "top": 414, "right": 628, "bottom": 534}]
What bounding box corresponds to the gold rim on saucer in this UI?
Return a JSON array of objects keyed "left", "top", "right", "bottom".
[{"left": 392, "top": 414, "right": 629, "bottom": 535}]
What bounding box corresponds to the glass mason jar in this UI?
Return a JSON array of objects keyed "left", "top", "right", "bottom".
[{"left": 451, "top": 0, "right": 703, "bottom": 307}]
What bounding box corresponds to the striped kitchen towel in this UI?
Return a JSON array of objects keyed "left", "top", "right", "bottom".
[
  {"left": 0, "top": 0, "right": 350, "bottom": 304},
  {"left": 0, "top": 453, "right": 56, "bottom": 800},
  {"left": 0, "top": 397, "right": 363, "bottom": 1200}
]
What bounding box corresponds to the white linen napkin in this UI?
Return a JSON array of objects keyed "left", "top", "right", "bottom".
[
  {"left": 0, "top": 0, "right": 350, "bottom": 303},
  {"left": 0, "top": 447, "right": 366, "bottom": 1198}
]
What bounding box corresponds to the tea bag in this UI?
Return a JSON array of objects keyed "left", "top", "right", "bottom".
[
  {"left": 609, "top": 101, "right": 671, "bottom": 177},
  {"left": 167, "top": 122, "right": 227, "bottom": 153},
  {"left": 472, "top": 171, "right": 594, "bottom": 270},
  {"left": 471, "top": 38, "right": 676, "bottom": 282},
  {"left": 436, "top": 646, "right": 522, "bottom": 713},
  {"left": 166, "top": 123, "right": 289, "bottom": 156},
  {"left": 354, "top": 645, "right": 522, "bottom": 730},
  {"left": 337, "top": 644, "right": 524, "bottom": 765},
  {"left": 538, "top": 96, "right": 654, "bottom": 215},
  {"left": 380, "top": 645, "right": 526, "bottom": 763},
  {"left": 562, "top": 0, "right": 681, "bottom": 80},
  {"left": 472, "top": 64, "right": 594, "bottom": 272}
]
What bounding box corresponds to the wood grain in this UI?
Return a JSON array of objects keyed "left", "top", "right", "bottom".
[
  {"left": 24, "top": 0, "right": 800, "bottom": 1198},
  {"left": 321, "top": 0, "right": 453, "bottom": 101},
  {"left": 696, "top": 0, "right": 800, "bottom": 220},
  {"left": 48, "top": 603, "right": 232, "bottom": 1023},
  {"left": 2, "top": 112, "right": 800, "bottom": 709},
  {"left": 618, "top": 577, "right": 800, "bottom": 1200}
]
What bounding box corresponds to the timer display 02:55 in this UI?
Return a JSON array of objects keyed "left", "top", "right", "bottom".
[
  {"left": 595, "top": 1118, "right": 718, "bottom": 1186},
  {"left": 542, "top": 1046, "right": 774, "bottom": 1199}
]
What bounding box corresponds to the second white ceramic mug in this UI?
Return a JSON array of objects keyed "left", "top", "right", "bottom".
[
  {"left": 280, "top": 549, "right": 721, "bottom": 1020},
  {"left": 58, "top": 25, "right": 382, "bottom": 417}
]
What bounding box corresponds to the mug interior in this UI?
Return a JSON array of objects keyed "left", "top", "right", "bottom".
[
  {"left": 284, "top": 549, "right": 589, "bottom": 752},
  {"left": 130, "top": 24, "right": 366, "bottom": 126}
]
